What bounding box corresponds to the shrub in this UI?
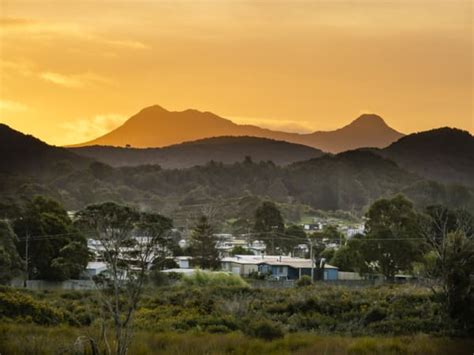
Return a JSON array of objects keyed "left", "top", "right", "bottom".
[
  {"left": 246, "top": 320, "right": 285, "bottom": 341},
  {"left": 182, "top": 271, "right": 248, "bottom": 288},
  {"left": 296, "top": 275, "right": 313, "bottom": 287},
  {"left": 362, "top": 306, "right": 387, "bottom": 325}
]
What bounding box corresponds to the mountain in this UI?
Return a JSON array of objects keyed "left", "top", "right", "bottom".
[
  {"left": 0, "top": 124, "right": 89, "bottom": 174},
  {"left": 70, "top": 105, "right": 404, "bottom": 153},
  {"left": 377, "top": 127, "right": 474, "bottom": 187},
  {"left": 69, "top": 136, "right": 325, "bottom": 168}
]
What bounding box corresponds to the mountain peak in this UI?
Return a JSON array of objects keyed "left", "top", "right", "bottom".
[
  {"left": 70, "top": 105, "right": 404, "bottom": 152},
  {"left": 348, "top": 114, "right": 388, "bottom": 128}
]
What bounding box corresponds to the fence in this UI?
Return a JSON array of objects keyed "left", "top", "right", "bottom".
[{"left": 10, "top": 278, "right": 95, "bottom": 290}]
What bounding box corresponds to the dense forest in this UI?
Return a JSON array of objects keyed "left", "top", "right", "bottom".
[{"left": 1, "top": 124, "right": 473, "bottom": 228}]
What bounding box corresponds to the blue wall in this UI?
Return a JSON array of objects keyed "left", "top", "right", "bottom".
[{"left": 258, "top": 263, "right": 338, "bottom": 280}]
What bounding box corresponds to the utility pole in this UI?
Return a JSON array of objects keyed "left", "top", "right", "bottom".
[
  {"left": 309, "top": 237, "right": 314, "bottom": 281},
  {"left": 24, "top": 231, "right": 29, "bottom": 288}
]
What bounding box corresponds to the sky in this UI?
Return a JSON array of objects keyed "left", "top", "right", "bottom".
[{"left": 0, "top": 0, "right": 472, "bottom": 146}]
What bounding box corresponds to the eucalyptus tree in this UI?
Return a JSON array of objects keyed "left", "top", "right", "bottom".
[{"left": 76, "top": 202, "right": 172, "bottom": 355}]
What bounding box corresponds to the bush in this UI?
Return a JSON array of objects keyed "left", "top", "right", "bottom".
[
  {"left": 182, "top": 271, "right": 249, "bottom": 288},
  {"left": 296, "top": 275, "right": 313, "bottom": 287},
  {"left": 362, "top": 306, "right": 386, "bottom": 325},
  {"left": 246, "top": 320, "right": 285, "bottom": 341}
]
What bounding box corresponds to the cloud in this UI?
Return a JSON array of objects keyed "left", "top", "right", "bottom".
[
  {"left": 104, "top": 39, "right": 150, "bottom": 50},
  {"left": 0, "top": 99, "right": 29, "bottom": 112},
  {"left": 0, "top": 17, "right": 36, "bottom": 27},
  {"left": 40, "top": 72, "right": 84, "bottom": 88},
  {"left": 229, "top": 116, "right": 314, "bottom": 134},
  {"left": 60, "top": 114, "right": 127, "bottom": 144},
  {"left": 39, "top": 71, "right": 113, "bottom": 88}
]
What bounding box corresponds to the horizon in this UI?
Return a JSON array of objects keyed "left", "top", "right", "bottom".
[{"left": 0, "top": 0, "right": 472, "bottom": 145}]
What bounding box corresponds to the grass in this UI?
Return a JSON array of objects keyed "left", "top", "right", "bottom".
[{"left": 1, "top": 324, "right": 473, "bottom": 355}]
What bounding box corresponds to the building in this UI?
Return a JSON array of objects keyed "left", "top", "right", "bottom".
[
  {"left": 221, "top": 255, "right": 338, "bottom": 280},
  {"left": 258, "top": 258, "right": 338, "bottom": 281}
]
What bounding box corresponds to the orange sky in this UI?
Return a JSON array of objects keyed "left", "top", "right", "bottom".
[{"left": 0, "top": 0, "right": 472, "bottom": 146}]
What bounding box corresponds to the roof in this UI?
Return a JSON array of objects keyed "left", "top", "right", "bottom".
[
  {"left": 221, "top": 255, "right": 338, "bottom": 269},
  {"left": 261, "top": 260, "right": 338, "bottom": 269},
  {"left": 86, "top": 262, "right": 108, "bottom": 270}
]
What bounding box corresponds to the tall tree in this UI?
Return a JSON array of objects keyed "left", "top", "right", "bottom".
[
  {"left": 13, "top": 196, "right": 89, "bottom": 281},
  {"left": 76, "top": 202, "right": 172, "bottom": 355},
  {"left": 0, "top": 220, "right": 24, "bottom": 284},
  {"left": 254, "top": 201, "right": 285, "bottom": 254},
  {"left": 360, "top": 195, "right": 422, "bottom": 281},
  {"left": 420, "top": 206, "right": 474, "bottom": 328},
  {"left": 330, "top": 235, "right": 366, "bottom": 273},
  {"left": 283, "top": 224, "right": 308, "bottom": 254},
  {"left": 189, "top": 215, "right": 220, "bottom": 270}
]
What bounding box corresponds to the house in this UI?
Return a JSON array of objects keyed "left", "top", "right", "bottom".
[
  {"left": 175, "top": 256, "right": 192, "bottom": 269},
  {"left": 258, "top": 257, "right": 338, "bottom": 281},
  {"left": 221, "top": 255, "right": 338, "bottom": 281},
  {"left": 221, "top": 255, "right": 293, "bottom": 276},
  {"left": 84, "top": 261, "right": 108, "bottom": 277}
]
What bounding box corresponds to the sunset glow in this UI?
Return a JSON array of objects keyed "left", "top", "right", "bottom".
[{"left": 1, "top": 0, "right": 472, "bottom": 145}]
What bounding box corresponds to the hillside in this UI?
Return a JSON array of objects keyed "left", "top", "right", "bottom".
[
  {"left": 69, "top": 105, "right": 404, "bottom": 153},
  {"left": 2, "top": 125, "right": 472, "bottom": 225},
  {"left": 378, "top": 128, "right": 474, "bottom": 187},
  {"left": 0, "top": 124, "right": 89, "bottom": 174},
  {"left": 69, "top": 136, "right": 325, "bottom": 168}
]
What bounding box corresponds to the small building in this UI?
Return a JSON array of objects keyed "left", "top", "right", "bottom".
[
  {"left": 85, "top": 262, "right": 108, "bottom": 277},
  {"left": 258, "top": 258, "right": 338, "bottom": 281},
  {"left": 174, "top": 256, "right": 192, "bottom": 269}
]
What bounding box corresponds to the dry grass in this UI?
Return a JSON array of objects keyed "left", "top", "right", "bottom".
[{"left": 1, "top": 324, "right": 473, "bottom": 355}]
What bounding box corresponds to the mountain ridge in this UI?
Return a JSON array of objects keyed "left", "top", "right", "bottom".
[
  {"left": 69, "top": 105, "right": 404, "bottom": 153},
  {"left": 69, "top": 136, "right": 325, "bottom": 168}
]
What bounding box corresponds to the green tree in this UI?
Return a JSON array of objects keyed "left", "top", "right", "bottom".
[
  {"left": 330, "top": 236, "right": 366, "bottom": 272},
  {"left": 360, "top": 195, "right": 422, "bottom": 281},
  {"left": 254, "top": 201, "right": 285, "bottom": 254},
  {"left": 421, "top": 206, "right": 474, "bottom": 328},
  {"left": 320, "top": 225, "right": 345, "bottom": 246},
  {"left": 230, "top": 245, "right": 253, "bottom": 256},
  {"left": 0, "top": 220, "right": 24, "bottom": 284},
  {"left": 190, "top": 216, "right": 220, "bottom": 269},
  {"left": 282, "top": 224, "right": 307, "bottom": 254},
  {"left": 13, "top": 196, "right": 89, "bottom": 281},
  {"left": 76, "top": 202, "right": 173, "bottom": 355}
]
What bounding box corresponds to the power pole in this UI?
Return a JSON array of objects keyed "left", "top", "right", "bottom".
[
  {"left": 309, "top": 238, "right": 314, "bottom": 281},
  {"left": 24, "top": 231, "right": 29, "bottom": 288}
]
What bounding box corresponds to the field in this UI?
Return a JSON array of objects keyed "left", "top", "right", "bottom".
[
  {"left": 1, "top": 281, "right": 472, "bottom": 354},
  {"left": 1, "top": 325, "right": 473, "bottom": 355}
]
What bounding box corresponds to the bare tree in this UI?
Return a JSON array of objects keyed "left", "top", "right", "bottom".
[{"left": 76, "top": 202, "right": 172, "bottom": 355}]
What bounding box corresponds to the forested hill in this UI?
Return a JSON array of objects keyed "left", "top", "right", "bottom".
[
  {"left": 69, "top": 136, "right": 325, "bottom": 168},
  {"left": 1, "top": 124, "right": 473, "bottom": 225},
  {"left": 377, "top": 127, "right": 474, "bottom": 187},
  {"left": 0, "top": 124, "right": 90, "bottom": 173}
]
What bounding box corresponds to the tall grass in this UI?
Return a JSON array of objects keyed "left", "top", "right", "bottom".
[{"left": 1, "top": 324, "right": 473, "bottom": 355}]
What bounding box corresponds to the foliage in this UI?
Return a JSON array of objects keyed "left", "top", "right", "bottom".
[
  {"left": 254, "top": 201, "right": 285, "bottom": 254},
  {"left": 296, "top": 275, "right": 312, "bottom": 287},
  {"left": 283, "top": 224, "right": 308, "bottom": 254},
  {"left": 359, "top": 195, "right": 423, "bottom": 280},
  {"left": 182, "top": 270, "right": 249, "bottom": 288},
  {"left": 0, "top": 220, "right": 24, "bottom": 284},
  {"left": 230, "top": 245, "right": 254, "bottom": 256},
  {"left": 13, "top": 196, "right": 89, "bottom": 281},
  {"left": 1, "top": 323, "right": 473, "bottom": 355},
  {"left": 189, "top": 216, "right": 220, "bottom": 270},
  {"left": 245, "top": 319, "right": 284, "bottom": 341},
  {"left": 420, "top": 206, "right": 474, "bottom": 329},
  {"left": 76, "top": 201, "right": 173, "bottom": 355}
]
